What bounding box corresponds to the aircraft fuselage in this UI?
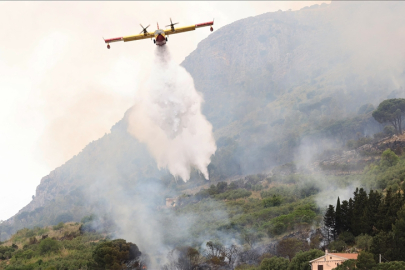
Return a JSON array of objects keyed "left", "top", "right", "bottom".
[{"left": 154, "top": 29, "right": 166, "bottom": 46}]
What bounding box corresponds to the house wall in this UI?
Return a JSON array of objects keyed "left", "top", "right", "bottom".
[{"left": 311, "top": 257, "right": 348, "bottom": 270}]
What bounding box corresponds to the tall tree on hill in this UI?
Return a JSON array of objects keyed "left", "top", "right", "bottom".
[
  {"left": 392, "top": 205, "right": 405, "bottom": 261},
  {"left": 340, "top": 200, "right": 351, "bottom": 232},
  {"left": 376, "top": 188, "right": 403, "bottom": 232},
  {"left": 352, "top": 188, "right": 368, "bottom": 236},
  {"left": 372, "top": 98, "right": 405, "bottom": 134},
  {"left": 348, "top": 198, "right": 354, "bottom": 232},
  {"left": 335, "top": 197, "right": 343, "bottom": 236},
  {"left": 363, "top": 190, "right": 382, "bottom": 235},
  {"left": 324, "top": 205, "right": 336, "bottom": 243}
]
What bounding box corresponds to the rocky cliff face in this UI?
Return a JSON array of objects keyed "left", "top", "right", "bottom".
[
  {"left": 183, "top": 2, "right": 405, "bottom": 134},
  {"left": 182, "top": 3, "right": 346, "bottom": 129},
  {"left": 181, "top": 1, "right": 405, "bottom": 174}
]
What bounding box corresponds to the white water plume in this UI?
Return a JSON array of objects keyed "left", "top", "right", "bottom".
[{"left": 127, "top": 46, "right": 216, "bottom": 181}]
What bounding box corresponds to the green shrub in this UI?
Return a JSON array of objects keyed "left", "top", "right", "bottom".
[
  {"left": 373, "top": 261, "right": 405, "bottom": 270},
  {"left": 52, "top": 222, "right": 64, "bottom": 230},
  {"left": 25, "top": 230, "right": 35, "bottom": 238},
  {"left": 39, "top": 238, "right": 60, "bottom": 255},
  {"left": 14, "top": 249, "right": 35, "bottom": 260},
  {"left": 329, "top": 240, "right": 346, "bottom": 252},
  {"left": 356, "top": 251, "right": 376, "bottom": 270},
  {"left": 260, "top": 256, "right": 289, "bottom": 270},
  {"left": 338, "top": 231, "right": 355, "bottom": 245},
  {"left": 334, "top": 259, "right": 356, "bottom": 270},
  {"left": 355, "top": 234, "right": 373, "bottom": 251},
  {"left": 268, "top": 222, "right": 286, "bottom": 236},
  {"left": 263, "top": 195, "right": 282, "bottom": 208},
  {"left": 380, "top": 149, "right": 399, "bottom": 168},
  {"left": 235, "top": 264, "right": 259, "bottom": 270},
  {"left": 288, "top": 249, "right": 324, "bottom": 270},
  {"left": 92, "top": 239, "right": 140, "bottom": 269}
]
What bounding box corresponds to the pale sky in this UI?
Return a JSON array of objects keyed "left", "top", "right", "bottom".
[{"left": 0, "top": 1, "right": 328, "bottom": 221}]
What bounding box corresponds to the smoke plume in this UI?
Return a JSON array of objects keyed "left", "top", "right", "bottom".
[{"left": 127, "top": 46, "right": 216, "bottom": 181}]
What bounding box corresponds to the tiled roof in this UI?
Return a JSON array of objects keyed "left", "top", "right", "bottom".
[
  {"left": 330, "top": 253, "right": 358, "bottom": 260},
  {"left": 309, "top": 253, "right": 359, "bottom": 263}
]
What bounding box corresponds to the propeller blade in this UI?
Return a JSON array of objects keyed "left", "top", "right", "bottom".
[
  {"left": 139, "top": 24, "right": 150, "bottom": 34},
  {"left": 166, "top": 20, "right": 179, "bottom": 28}
]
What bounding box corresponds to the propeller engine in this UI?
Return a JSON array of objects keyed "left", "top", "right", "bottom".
[
  {"left": 166, "top": 18, "right": 179, "bottom": 31},
  {"left": 139, "top": 24, "right": 150, "bottom": 35}
]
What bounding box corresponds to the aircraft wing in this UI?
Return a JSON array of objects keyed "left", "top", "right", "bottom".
[
  {"left": 104, "top": 32, "right": 154, "bottom": 44},
  {"left": 123, "top": 32, "right": 154, "bottom": 42},
  {"left": 164, "top": 21, "right": 214, "bottom": 36},
  {"left": 164, "top": 25, "right": 196, "bottom": 35}
]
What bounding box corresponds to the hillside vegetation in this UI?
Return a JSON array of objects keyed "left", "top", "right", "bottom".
[
  {"left": 0, "top": 220, "right": 144, "bottom": 270},
  {"left": 3, "top": 149, "right": 405, "bottom": 270}
]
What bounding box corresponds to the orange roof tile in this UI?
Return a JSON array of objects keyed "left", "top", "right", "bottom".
[{"left": 330, "top": 253, "right": 358, "bottom": 260}]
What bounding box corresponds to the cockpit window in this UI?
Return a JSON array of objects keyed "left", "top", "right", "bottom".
[{"left": 155, "top": 29, "right": 164, "bottom": 35}]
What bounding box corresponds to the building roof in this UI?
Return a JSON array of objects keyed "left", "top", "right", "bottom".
[
  {"left": 309, "top": 252, "right": 358, "bottom": 263},
  {"left": 330, "top": 253, "right": 358, "bottom": 260}
]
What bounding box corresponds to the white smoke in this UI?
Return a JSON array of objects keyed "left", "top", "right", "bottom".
[{"left": 127, "top": 46, "right": 216, "bottom": 181}]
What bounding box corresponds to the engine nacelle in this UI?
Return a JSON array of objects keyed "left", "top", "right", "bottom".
[
  {"left": 210, "top": 26, "right": 213, "bottom": 32},
  {"left": 107, "top": 44, "right": 110, "bottom": 49}
]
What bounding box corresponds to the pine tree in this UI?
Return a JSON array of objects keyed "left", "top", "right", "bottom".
[
  {"left": 348, "top": 198, "right": 354, "bottom": 232},
  {"left": 377, "top": 188, "right": 397, "bottom": 232},
  {"left": 364, "top": 190, "right": 382, "bottom": 235},
  {"left": 352, "top": 188, "right": 368, "bottom": 236},
  {"left": 393, "top": 205, "right": 405, "bottom": 260},
  {"left": 335, "top": 197, "right": 343, "bottom": 236},
  {"left": 340, "top": 200, "right": 350, "bottom": 232},
  {"left": 324, "top": 205, "right": 336, "bottom": 243}
]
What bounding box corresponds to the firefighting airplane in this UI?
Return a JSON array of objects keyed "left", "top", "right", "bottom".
[{"left": 104, "top": 18, "right": 214, "bottom": 49}]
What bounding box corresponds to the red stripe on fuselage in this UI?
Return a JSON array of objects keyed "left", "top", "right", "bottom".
[
  {"left": 195, "top": 21, "right": 214, "bottom": 27},
  {"left": 104, "top": 37, "right": 123, "bottom": 43}
]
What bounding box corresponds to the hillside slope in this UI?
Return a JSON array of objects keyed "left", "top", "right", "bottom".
[{"left": 2, "top": 1, "right": 405, "bottom": 245}]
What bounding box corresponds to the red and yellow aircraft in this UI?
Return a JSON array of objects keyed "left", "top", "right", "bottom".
[{"left": 104, "top": 18, "right": 214, "bottom": 49}]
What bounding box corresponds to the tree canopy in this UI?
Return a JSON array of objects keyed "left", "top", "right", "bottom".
[
  {"left": 260, "top": 256, "right": 289, "bottom": 270},
  {"left": 372, "top": 98, "right": 405, "bottom": 134}
]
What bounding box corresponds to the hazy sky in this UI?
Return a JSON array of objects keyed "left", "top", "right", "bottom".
[{"left": 0, "top": 1, "right": 328, "bottom": 221}]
